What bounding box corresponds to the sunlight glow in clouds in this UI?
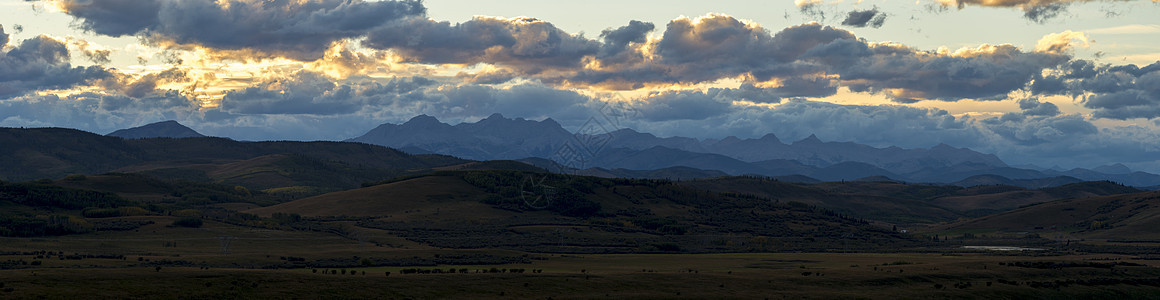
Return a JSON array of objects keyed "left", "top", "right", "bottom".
[{"left": 1, "top": 0, "right": 1159, "bottom": 171}]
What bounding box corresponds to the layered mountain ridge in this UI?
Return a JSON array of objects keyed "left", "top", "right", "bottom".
[{"left": 348, "top": 114, "right": 1160, "bottom": 187}]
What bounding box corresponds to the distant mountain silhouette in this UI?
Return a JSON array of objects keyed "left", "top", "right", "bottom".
[
  {"left": 951, "top": 174, "right": 1084, "bottom": 189},
  {"left": 0, "top": 127, "right": 464, "bottom": 183},
  {"left": 348, "top": 114, "right": 569, "bottom": 160},
  {"left": 107, "top": 120, "right": 205, "bottom": 139},
  {"left": 344, "top": 114, "right": 1160, "bottom": 186},
  {"left": 1093, "top": 163, "right": 1132, "bottom": 175}
]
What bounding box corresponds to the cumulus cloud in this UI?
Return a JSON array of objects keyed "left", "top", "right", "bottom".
[
  {"left": 1017, "top": 98, "right": 1061, "bottom": 116},
  {"left": 598, "top": 20, "right": 654, "bottom": 63},
  {"left": 47, "top": 4, "right": 1090, "bottom": 104},
  {"left": 365, "top": 16, "right": 601, "bottom": 73},
  {"left": 982, "top": 113, "right": 1097, "bottom": 146},
  {"left": 636, "top": 90, "right": 737, "bottom": 121},
  {"left": 57, "top": 0, "right": 425, "bottom": 60},
  {"left": 553, "top": 17, "right": 1070, "bottom": 102},
  {"left": 1035, "top": 30, "right": 1090, "bottom": 54},
  {"left": 564, "top": 18, "right": 850, "bottom": 88},
  {"left": 0, "top": 35, "right": 111, "bottom": 99},
  {"left": 1032, "top": 59, "right": 1160, "bottom": 119},
  {"left": 817, "top": 39, "right": 1069, "bottom": 102},
  {"left": 841, "top": 8, "right": 887, "bottom": 28},
  {"left": 220, "top": 72, "right": 438, "bottom": 116}
]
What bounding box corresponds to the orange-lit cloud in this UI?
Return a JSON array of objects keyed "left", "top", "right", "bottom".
[{"left": 1035, "top": 31, "right": 1091, "bottom": 54}]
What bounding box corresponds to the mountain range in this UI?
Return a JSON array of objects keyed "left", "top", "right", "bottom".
[
  {"left": 27, "top": 117, "right": 1159, "bottom": 188},
  {"left": 347, "top": 114, "right": 1160, "bottom": 188},
  {"left": 0, "top": 121, "right": 1151, "bottom": 226}
]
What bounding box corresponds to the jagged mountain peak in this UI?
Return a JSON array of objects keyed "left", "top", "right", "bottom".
[
  {"left": 795, "top": 134, "right": 823, "bottom": 145},
  {"left": 932, "top": 143, "right": 956, "bottom": 150},
  {"left": 340, "top": 113, "right": 1160, "bottom": 187},
  {"left": 403, "top": 114, "right": 445, "bottom": 126},
  {"left": 759, "top": 133, "right": 782, "bottom": 144}
]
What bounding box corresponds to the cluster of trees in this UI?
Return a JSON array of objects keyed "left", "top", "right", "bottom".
[
  {"left": 170, "top": 218, "right": 203, "bottom": 228},
  {"left": 0, "top": 181, "right": 131, "bottom": 209},
  {"left": 396, "top": 267, "right": 538, "bottom": 274},
  {"left": 307, "top": 253, "right": 532, "bottom": 268},
  {"left": 0, "top": 215, "right": 93, "bottom": 237},
  {"left": 0, "top": 172, "right": 312, "bottom": 237},
  {"left": 353, "top": 169, "right": 925, "bottom": 253},
  {"left": 458, "top": 170, "right": 602, "bottom": 217}
]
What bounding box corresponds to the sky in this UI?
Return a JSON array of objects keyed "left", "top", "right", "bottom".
[{"left": 1, "top": 0, "right": 1160, "bottom": 172}]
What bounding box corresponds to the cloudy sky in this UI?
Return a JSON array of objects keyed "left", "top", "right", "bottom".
[{"left": 2, "top": 0, "right": 1160, "bottom": 171}]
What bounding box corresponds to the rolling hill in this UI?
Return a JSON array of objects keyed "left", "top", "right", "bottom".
[
  {"left": 248, "top": 170, "right": 923, "bottom": 253},
  {"left": 680, "top": 177, "right": 1141, "bottom": 224},
  {"left": 937, "top": 190, "right": 1160, "bottom": 240},
  {"left": 0, "top": 127, "right": 468, "bottom": 193}
]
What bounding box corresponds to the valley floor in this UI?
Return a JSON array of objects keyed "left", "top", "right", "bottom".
[{"left": 3, "top": 251, "right": 1160, "bottom": 299}]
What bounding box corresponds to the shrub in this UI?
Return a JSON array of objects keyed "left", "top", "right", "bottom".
[
  {"left": 171, "top": 218, "right": 203, "bottom": 228},
  {"left": 172, "top": 209, "right": 202, "bottom": 218},
  {"left": 83, "top": 208, "right": 121, "bottom": 218}
]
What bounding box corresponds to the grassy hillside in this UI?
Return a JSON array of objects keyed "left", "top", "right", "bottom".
[
  {"left": 252, "top": 170, "right": 922, "bottom": 253},
  {"left": 248, "top": 175, "right": 496, "bottom": 218},
  {"left": 937, "top": 191, "right": 1160, "bottom": 240},
  {"left": 0, "top": 127, "right": 469, "bottom": 195},
  {"left": 681, "top": 177, "right": 1142, "bottom": 224},
  {"left": 0, "top": 128, "right": 145, "bottom": 181}
]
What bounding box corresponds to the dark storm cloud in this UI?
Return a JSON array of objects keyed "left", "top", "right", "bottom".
[
  {"left": 1017, "top": 98, "right": 1061, "bottom": 116},
  {"left": 552, "top": 18, "right": 1069, "bottom": 102},
  {"left": 57, "top": 0, "right": 425, "bottom": 60},
  {"left": 833, "top": 43, "right": 1069, "bottom": 101},
  {"left": 216, "top": 71, "right": 595, "bottom": 121},
  {"left": 981, "top": 113, "right": 1097, "bottom": 146},
  {"left": 51, "top": 2, "right": 1087, "bottom": 103},
  {"left": 771, "top": 76, "right": 839, "bottom": 98},
  {"left": 599, "top": 20, "right": 654, "bottom": 58},
  {"left": 221, "top": 71, "right": 357, "bottom": 115},
  {"left": 636, "top": 90, "right": 736, "bottom": 121},
  {"left": 0, "top": 35, "right": 111, "bottom": 99},
  {"left": 59, "top": 0, "right": 162, "bottom": 37},
  {"left": 218, "top": 74, "right": 438, "bottom": 116},
  {"left": 713, "top": 84, "right": 783, "bottom": 104},
  {"left": 1033, "top": 60, "right": 1160, "bottom": 119},
  {"left": 841, "top": 8, "right": 887, "bottom": 28},
  {"left": 365, "top": 16, "right": 602, "bottom": 72},
  {"left": 562, "top": 19, "right": 848, "bottom": 88}
]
